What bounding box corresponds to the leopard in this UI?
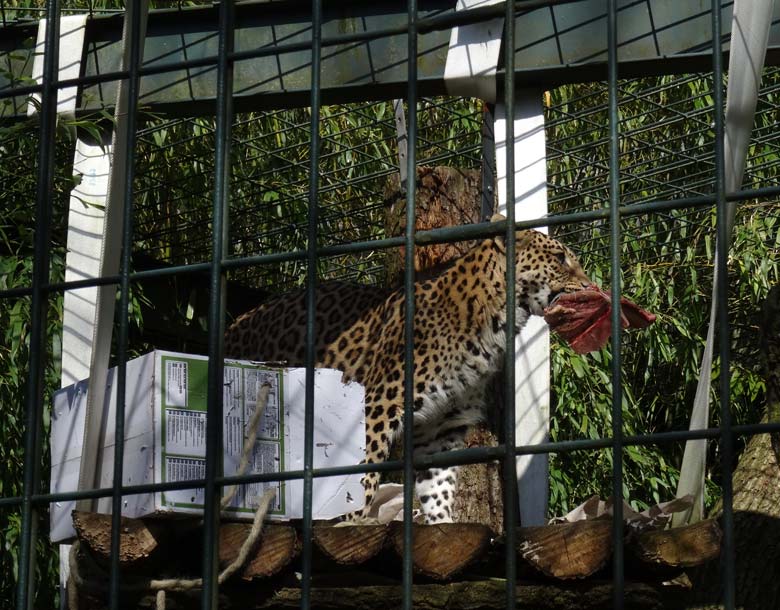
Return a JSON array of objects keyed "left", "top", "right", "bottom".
[{"left": 224, "top": 220, "right": 592, "bottom": 524}]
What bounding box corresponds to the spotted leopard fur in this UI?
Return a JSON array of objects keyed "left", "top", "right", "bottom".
[{"left": 224, "top": 228, "right": 591, "bottom": 523}]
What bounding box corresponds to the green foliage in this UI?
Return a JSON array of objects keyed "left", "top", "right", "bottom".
[
  {"left": 0, "top": 114, "right": 72, "bottom": 607},
  {"left": 134, "top": 98, "right": 482, "bottom": 291},
  {"left": 545, "top": 73, "right": 780, "bottom": 516}
]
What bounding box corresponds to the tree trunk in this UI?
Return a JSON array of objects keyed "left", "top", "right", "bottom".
[
  {"left": 691, "top": 285, "right": 780, "bottom": 609},
  {"left": 383, "top": 166, "right": 484, "bottom": 287},
  {"left": 384, "top": 166, "right": 504, "bottom": 534}
]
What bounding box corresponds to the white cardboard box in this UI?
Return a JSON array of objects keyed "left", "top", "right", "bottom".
[{"left": 50, "top": 350, "right": 366, "bottom": 543}]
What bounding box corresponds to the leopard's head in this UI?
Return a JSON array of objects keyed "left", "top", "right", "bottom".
[{"left": 491, "top": 216, "right": 591, "bottom": 318}]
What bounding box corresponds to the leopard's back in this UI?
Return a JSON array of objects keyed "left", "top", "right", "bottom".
[{"left": 224, "top": 280, "right": 390, "bottom": 379}]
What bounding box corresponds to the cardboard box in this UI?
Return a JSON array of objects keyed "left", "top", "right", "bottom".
[{"left": 50, "top": 350, "right": 366, "bottom": 543}]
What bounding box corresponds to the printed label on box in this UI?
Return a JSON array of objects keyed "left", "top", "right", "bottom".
[
  {"left": 165, "top": 409, "right": 207, "bottom": 456},
  {"left": 245, "top": 369, "right": 281, "bottom": 439},
  {"left": 245, "top": 441, "right": 283, "bottom": 512},
  {"left": 164, "top": 456, "right": 206, "bottom": 506},
  {"left": 165, "top": 360, "right": 188, "bottom": 408},
  {"left": 160, "top": 355, "right": 285, "bottom": 515}
]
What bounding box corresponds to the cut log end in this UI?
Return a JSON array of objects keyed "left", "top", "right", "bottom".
[
  {"left": 517, "top": 520, "right": 613, "bottom": 579},
  {"left": 313, "top": 523, "right": 389, "bottom": 564},
  {"left": 219, "top": 523, "right": 299, "bottom": 580},
  {"left": 630, "top": 519, "right": 722, "bottom": 569},
  {"left": 71, "top": 510, "right": 165, "bottom": 566},
  {"left": 391, "top": 522, "right": 493, "bottom": 580}
]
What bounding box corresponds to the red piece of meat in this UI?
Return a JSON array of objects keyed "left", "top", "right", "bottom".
[{"left": 543, "top": 287, "right": 656, "bottom": 354}]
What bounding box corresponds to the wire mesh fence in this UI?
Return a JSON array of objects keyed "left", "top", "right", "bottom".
[
  {"left": 132, "top": 98, "right": 482, "bottom": 290},
  {"left": 1, "top": 1, "right": 780, "bottom": 609}
]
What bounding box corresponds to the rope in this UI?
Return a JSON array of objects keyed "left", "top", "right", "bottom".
[
  {"left": 68, "top": 381, "right": 276, "bottom": 608},
  {"left": 221, "top": 382, "right": 272, "bottom": 511}
]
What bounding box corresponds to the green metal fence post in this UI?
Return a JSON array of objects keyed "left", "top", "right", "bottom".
[
  {"left": 606, "top": 0, "right": 625, "bottom": 607},
  {"left": 711, "top": 1, "right": 735, "bottom": 607},
  {"left": 403, "top": 2, "right": 418, "bottom": 609},
  {"left": 301, "top": 0, "right": 323, "bottom": 607},
  {"left": 503, "top": 1, "right": 518, "bottom": 607},
  {"left": 15, "top": 1, "right": 60, "bottom": 607},
  {"left": 201, "top": 0, "right": 234, "bottom": 607},
  {"left": 109, "top": 1, "right": 147, "bottom": 608}
]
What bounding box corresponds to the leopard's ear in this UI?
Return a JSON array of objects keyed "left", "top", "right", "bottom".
[
  {"left": 516, "top": 231, "right": 534, "bottom": 252},
  {"left": 490, "top": 212, "right": 506, "bottom": 251},
  {"left": 493, "top": 229, "right": 534, "bottom": 256}
]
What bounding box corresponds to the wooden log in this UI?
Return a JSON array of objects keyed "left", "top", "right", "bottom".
[
  {"left": 452, "top": 424, "right": 503, "bottom": 535},
  {"left": 71, "top": 511, "right": 167, "bottom": 567},
  {"left": 516, "top": 520, "right": 612, "bottom": 579},
  {"left": 629, "top": 519, "right": 721, "bottom": 569},
  {"left": 313, "top": 524, "right": 389, "bottom": 564},
  {"left": 219, "top": 523, "right": 299, "bottom": 580},
  {"left": 390, "top": 522, "right": 493, "bottom": 580},
  {"left": 111, "top": 581, "right": 693, "bottom": 610},
  {"left": 247, "top": 581, "right": 691, "bottom": 610}
]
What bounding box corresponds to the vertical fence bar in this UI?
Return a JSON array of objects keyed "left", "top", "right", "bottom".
[
  {"left": 502, "top": 2, "right": 518, "bottom": 607},
  {"left": 711, "top": 1, "right": 735, "bottom": 607},
  {"left": 606, "top": 0, "right": 624, "bottom": 608},
  {"left": 108, "top": 6, "right": 145, "bottom": 610},
  {"left": 108, "top": 2, "right": 145, "bottom": 608},
  {"left": 15, "top": 1, "right": 59, "bottom": 608},
  {"left": 300, "top": 0, "right": 322, "bottom": 607},
  {"left": 402, "top": 1, "right": 418, "bottom": 608},
  {"left": 481, "top": 103, "right": 496, "bottom": 221},
  {"left": 201, "top": 0, "right": 234, "bottom": 606}
]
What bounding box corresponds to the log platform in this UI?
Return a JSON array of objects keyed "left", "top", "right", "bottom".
[{"left": 68, "top": 512, "right": 722, "bottom": 609}]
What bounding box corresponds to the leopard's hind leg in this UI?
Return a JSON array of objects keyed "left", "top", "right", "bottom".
[
  {"left": 341, "top": 389, "right": 403, "bottom": 522},
  {"left": 412, "top": 394, "right": 487, "bottom": 524}
]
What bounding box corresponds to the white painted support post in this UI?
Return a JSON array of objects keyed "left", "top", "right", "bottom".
[
  {"left": 495, "top": 95, "right": 550, "bottom": 526},
  {"left": 57, "top": 126, "right": 114, "bottom": 610},
  {"left": 443, "top": 0, "right": 550, "bottom": 526},
  {"left": 28, "top": 6, "right": 148, "bottom": 602},
  {"left": 27, "top": 16, "right": 86, "bottom": 119},
  {"left": 27, "top": 15, "right": 97, "bottom": 605},
  {"left": 73, "top": 0, "right": 149, "bottom": 516},
  {"left": 443, "top": 0, "right": 504, "bottom": 104},
  {"left": 393, "top": 99, "right": 408, "bottom": 192},
  {"left": 61, "top": 137, "right": 113, "bottom": 387}
]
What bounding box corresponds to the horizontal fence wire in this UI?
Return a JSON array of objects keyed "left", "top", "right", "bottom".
[{"left": 3, "top": 418, "right": 780, "bottom": 510}]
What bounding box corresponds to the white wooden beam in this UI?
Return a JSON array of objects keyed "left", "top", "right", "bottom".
[{"left": 495, "top": 94, "right": 550, "bottom": 527}]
